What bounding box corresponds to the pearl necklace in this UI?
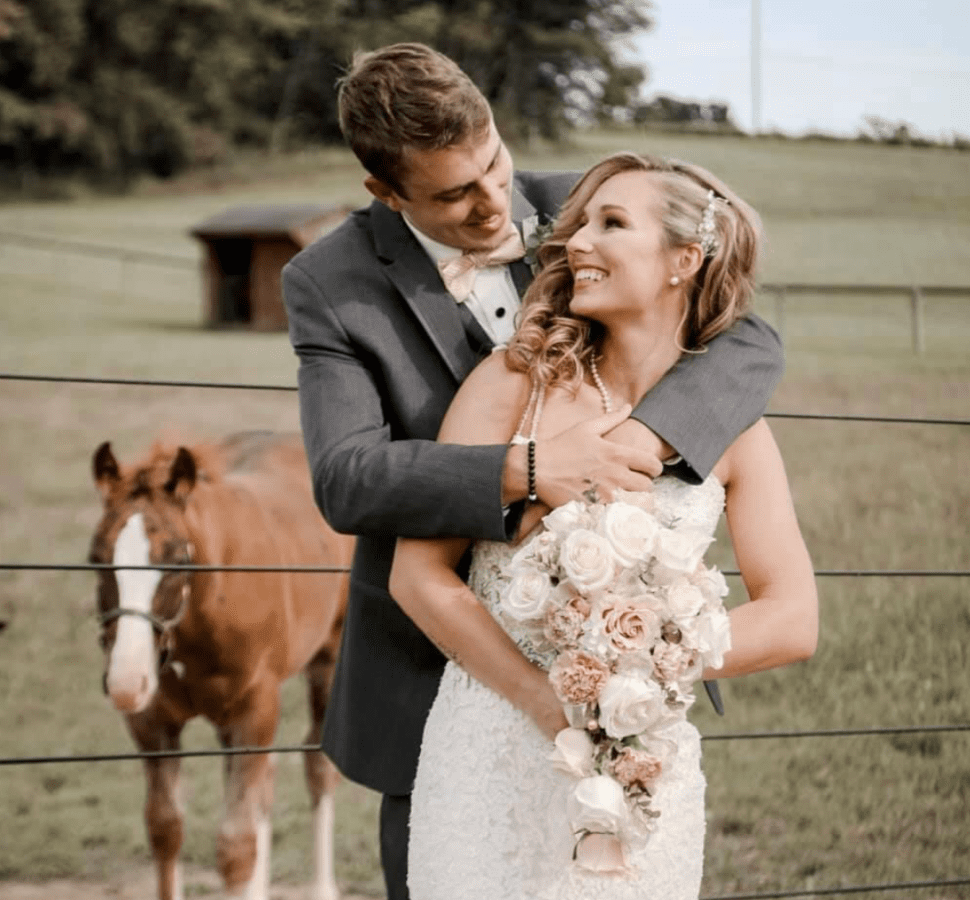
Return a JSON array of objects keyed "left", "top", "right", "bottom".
[
  {"left": 587, "top": 355, "right": 615, "bottom": 413},
  {"left": 513, "top": 355, "right": 615, "bottom": 444}
]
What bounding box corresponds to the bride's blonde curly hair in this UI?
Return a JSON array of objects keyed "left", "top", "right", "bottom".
[{"left": 506, "top": 152, "right": 763, "bottom": 393}]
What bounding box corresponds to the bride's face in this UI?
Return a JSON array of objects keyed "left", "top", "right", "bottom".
[{"left": 565, "top": 170, "right": 680, "bottom": 324}]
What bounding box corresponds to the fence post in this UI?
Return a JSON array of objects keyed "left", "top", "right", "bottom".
[{"left": 910, "top": 287, "right": 925, "bottom": 355}]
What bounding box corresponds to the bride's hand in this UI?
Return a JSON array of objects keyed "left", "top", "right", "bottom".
[{"left": 524, "top": 677, "right": 569, "bottom": 742}]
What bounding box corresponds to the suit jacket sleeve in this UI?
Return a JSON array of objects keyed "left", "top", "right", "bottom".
[
  {"left": 630, "top": 313, "right": 784, "bottom": 482},
  {"left": 283, "top": 253, "right": 511, "bottom": 542}
]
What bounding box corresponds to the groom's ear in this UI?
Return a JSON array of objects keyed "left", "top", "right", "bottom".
[{"left": 365, "top": 175, "right": 404, "bottom": 212}]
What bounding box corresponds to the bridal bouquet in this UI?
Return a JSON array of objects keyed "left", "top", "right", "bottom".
[{"left": 499, "top": 490, "right": 732, "bottom": 871}]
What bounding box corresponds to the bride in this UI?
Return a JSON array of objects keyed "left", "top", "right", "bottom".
[{"left": 389, "top": 151, "right": 818, "bottom": 900}]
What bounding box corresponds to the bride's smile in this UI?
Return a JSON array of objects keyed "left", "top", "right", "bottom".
[{"left": 566, "top": 170, "right": 687, "bottom": 329}]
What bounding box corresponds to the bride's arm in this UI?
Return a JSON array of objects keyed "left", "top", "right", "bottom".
[
  {"left": 389, "top": 352, "right": 569, "bottom": 740},
  {"left": 390, "top": 537, "right": 567, "bottom": 739},
  {"left": 706, "top": 419, "right": 818, "bottom": 679}
]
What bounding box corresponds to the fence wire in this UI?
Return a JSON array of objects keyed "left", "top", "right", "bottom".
[
  {"left": 3, "top": 372, "right": 970, "bottom": 427},
  {"left": 1, "top": 367, "right": 968, "bottom": 898}
]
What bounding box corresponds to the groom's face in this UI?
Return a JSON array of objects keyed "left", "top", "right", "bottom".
[{"left": 366, "top": 120, "right": 515, "bottom": 252}]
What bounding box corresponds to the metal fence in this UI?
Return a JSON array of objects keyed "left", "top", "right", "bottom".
[{"left": 0, "top": 369, "right": 968, "bottom": 898}]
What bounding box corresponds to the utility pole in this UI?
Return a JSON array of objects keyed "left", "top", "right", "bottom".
[{"left": 751, "top": 0, "right": 762, "bottom": 132}]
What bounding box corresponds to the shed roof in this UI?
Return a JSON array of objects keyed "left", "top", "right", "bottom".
[{"left": 190, "top": 203, "right": 347, "bottom": 244}]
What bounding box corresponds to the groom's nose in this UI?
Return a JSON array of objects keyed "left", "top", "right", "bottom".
[{"left": 473, "top": 175, "right": 508, "bottom": 219}]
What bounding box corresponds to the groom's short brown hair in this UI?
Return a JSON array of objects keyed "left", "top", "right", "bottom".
[{"left": 338, "top": 43, "right": 492, "bottom": 196}]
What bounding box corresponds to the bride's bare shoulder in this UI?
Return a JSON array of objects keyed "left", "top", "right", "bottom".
[{"left": 439, "top": 349, "right": 533, "bottom": 443}]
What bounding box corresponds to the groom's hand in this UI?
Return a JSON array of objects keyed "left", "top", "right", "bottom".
[
  {"left": 535, "top": 404, "right": 664, "bottom": 508},
  {"left": 605, "top": 415, "right": 676, "bottom": 465}
]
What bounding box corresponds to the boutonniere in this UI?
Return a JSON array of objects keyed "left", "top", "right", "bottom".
[{"left": 521, "top": 213, "right": 557, "bottom": 276}]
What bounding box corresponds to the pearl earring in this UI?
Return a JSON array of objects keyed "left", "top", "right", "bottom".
[{"left": 669, "top": 275, "right": 680, "bottom": 286}]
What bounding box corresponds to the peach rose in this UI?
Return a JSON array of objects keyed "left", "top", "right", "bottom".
[
  {"left": 602, "top": 599, "right": 661, "bottom": 653},
  {"left": 544, "top": 593, "right": 589, "bottom": 648}
]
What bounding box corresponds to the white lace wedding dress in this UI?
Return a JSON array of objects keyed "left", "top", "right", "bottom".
[{"left": 408, "top": 474, "right": 726, "bottom": 900}]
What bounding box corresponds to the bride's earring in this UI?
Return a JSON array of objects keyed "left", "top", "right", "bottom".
[{"left": 669, "top": 275, "right": 680, "bottom": 286}]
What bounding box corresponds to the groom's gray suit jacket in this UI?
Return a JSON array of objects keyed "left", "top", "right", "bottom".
[{"left": 283, "top": 170, "right": 783, "bottom": 797}]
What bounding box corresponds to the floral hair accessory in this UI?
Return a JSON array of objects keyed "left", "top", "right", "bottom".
[{"left": 697, "top": 190, "right": 727, "bottom": 258}]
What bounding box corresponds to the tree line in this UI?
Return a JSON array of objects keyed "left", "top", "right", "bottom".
[{"left": 0, "top": 0, "right": 652, "bottom": 186}]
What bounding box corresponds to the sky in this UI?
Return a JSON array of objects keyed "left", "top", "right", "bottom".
[{"left": 628, "top": 0, "right": 970, "bottom": 139}]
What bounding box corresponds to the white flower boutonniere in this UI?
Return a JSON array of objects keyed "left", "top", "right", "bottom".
[{"left": 521, "top": 213, "right": 557, "bottom": 275}]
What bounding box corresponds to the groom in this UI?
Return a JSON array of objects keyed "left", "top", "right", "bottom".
[{"left": 283, "top": 43, "right": 783, "bottom": 900}]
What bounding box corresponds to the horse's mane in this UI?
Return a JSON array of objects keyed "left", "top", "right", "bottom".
[{"left": 126, "top": 440, "right": 227, "bottom": 491}]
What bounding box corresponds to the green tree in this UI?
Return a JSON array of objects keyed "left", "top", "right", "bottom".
[
  {"left": 277, "top": 0, "right": 654, "bottom": 146},
  {"left": 0, "top": 0, "right": 314, "bottom": 182}
]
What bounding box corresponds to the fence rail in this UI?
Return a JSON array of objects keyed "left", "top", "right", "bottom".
[
  {"left": 3, "top": 228, "right": 969, "bottom": 354},
  {"left": 756, "top": 281, "right": 970, "bottom": 353}
]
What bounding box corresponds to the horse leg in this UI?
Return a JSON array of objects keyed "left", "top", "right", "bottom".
[
  {"left": 304, "top": 652, "right": 341, "bottom": 900},
  {"left": 127, "top": 714, "right": 186, "bottom": 900},
  {"left": 216, "top": 692, "right": 279, "bottom": 900}
]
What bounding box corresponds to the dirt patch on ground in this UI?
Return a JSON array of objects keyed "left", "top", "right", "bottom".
[{"left": 0, "top": 866, "right": 380, "bottom": 900}]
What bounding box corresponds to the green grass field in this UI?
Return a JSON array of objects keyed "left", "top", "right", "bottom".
[{"left": 1, "top": 129, "right": 969, "bottom": 897}]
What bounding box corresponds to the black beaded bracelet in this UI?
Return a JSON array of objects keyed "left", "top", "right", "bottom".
[{"left": 527, "top": 439, "right": 538, "bottom": 502}]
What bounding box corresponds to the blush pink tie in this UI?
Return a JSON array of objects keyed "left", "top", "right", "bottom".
[{"left": 437, "top": 230, "right": 526, "bottom": 302}]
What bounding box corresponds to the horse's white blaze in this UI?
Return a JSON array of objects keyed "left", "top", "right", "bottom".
[
  {"left": 312, "top": 793, "right": 339, "bottom": 900},
  {"left": 106, "top": 512, "right": 162, "bottom": 713}
]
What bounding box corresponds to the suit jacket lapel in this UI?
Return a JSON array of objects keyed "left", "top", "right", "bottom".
[
  {"left": 371, "top": 201, "right": 481, "bottom": 383},
  {"left": 370, "top": 182, "right": 539, "bottom": 378}
]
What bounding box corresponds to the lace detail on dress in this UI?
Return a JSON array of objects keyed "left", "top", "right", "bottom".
[{"left": 409, "top": 476, "right": 725, "bottom": 900}]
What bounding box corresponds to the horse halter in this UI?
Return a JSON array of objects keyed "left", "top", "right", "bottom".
[{"left": 98, "top": 542, "right": 194, "bottom": 641}]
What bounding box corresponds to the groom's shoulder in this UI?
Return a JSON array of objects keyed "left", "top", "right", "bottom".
[
  {"left": 287, "top": 201, "right": 380, "bottom": 274},
  {"left": 515, "top": 169, "right": 582, "bottom": 215}
]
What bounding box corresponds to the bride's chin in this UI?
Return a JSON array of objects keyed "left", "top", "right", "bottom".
[{"left": 568, "top": 298, "right": 608, "bottom": 325}]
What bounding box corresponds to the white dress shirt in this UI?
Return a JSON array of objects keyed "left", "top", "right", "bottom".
[{"left": 404, "top": 217, "right": 522, "bottom": 346}]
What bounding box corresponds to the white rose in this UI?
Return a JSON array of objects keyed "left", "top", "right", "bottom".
[
  {"left": 542, "top": 501, "right": 588, "bottom": 536},
  {"left": 600, "top": 502, "right": 659, "bottom": 567},
  {"left": 665, "top": 580, "right": 705, "bottom": 619},
  {"left": 597, "top": 674, "right": 666, "bottom": 739},
  {"left": 567, "top": 775, "right": 631, "bottom": 836},
  {"left": 548, "top": 727, "right": 596, "bottom": 778},
  {"left": 502, "top": 568, "right": 554, "bottom": 622},
  {"left": 560, "top": 529, "right": 616, "bottom": 594},
  {"left": 509, "top": 529, "right": 560, "bottom": 573},
  {"left": 654, "top": 526, "right": 713, "bottom": 574},
  {"left": 692, "top": 564, "right": 729, "bottom": 606},
  {"left": 695, "top": 608, "right": 732, "bottom": 670}
]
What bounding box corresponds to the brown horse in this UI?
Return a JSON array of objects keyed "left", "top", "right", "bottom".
[{"left": 89, "top": 432, "right": 353, "bottom": 900}]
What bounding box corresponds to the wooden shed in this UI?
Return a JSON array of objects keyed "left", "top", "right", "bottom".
[{"left": 191, "top": 203, "right": 349, "bottom": 331}]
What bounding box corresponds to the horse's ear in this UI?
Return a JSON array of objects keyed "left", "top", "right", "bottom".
[
  {"left": 93, "top": 442, "right": 120, "bottom": 500},
  {"left": 164, "top": 447, "right": 197, "bottom": 503}
]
